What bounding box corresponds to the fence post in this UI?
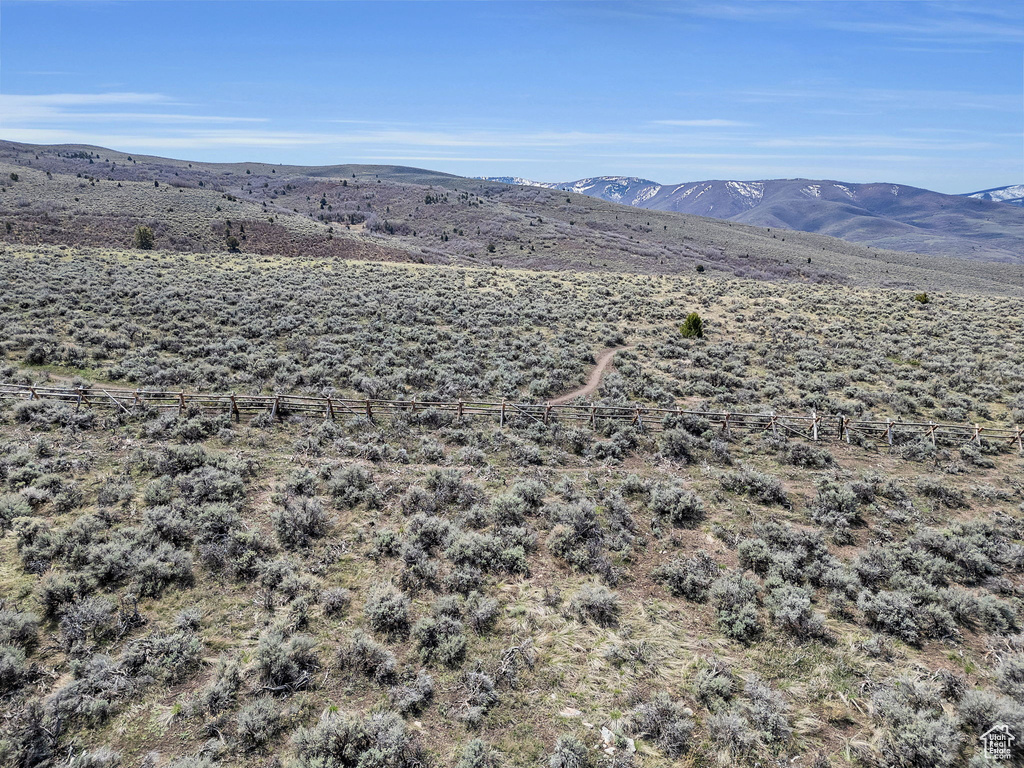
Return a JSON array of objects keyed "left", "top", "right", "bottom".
[
  {"left": 543, "top": 404, "right": 550, "bottom": 425},
  {"left": 28, "top": 386, "right": 37, "bottom": 401},
  {"left": 723, "top": 412, "right": 731, "bottom": 437},
  {"left": 886, "top": 420, "right": 893, "bottom": 447},
  {"left": 811, "top": 409, "right": 818, "bottom": 441},
  {"left": 500, "top": 400, "right": 506, "bottom": 427},
  {"left": 771, "top": 411, "right": 778, "bottom": 438},
  {"left": 365, "top": 400, "right": 372, "bottom": 421},
  {"left": 458, "top": 400, "right": 464, "bottom": 420},
  {"left": 178, "top": 392, "right": 185, "bottom": 417},
  {"left": 590, "top": 405, "right": 596, "bottom": 427},
  {"left": 974, "top": 423, "right": 982, "bottom": 446},
  {"left": 843, "top": 417, "right": 850, "bottom": 444},
  {"left": 271, "top": 395, "right": 279, "bottom": 420},
  {"left": 230, "top": 394, "right": 240, "bottom": 422},
  {"left": 1016, "top": 425, "right": 1023, "bottom": 453}
]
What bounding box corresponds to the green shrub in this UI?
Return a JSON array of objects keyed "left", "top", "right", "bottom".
[
  {"left": 133, "top": 225, "right": 155, "bottom": 250},
  {"left": 679, "top": 312, "right": 704, "bottom": 339}
]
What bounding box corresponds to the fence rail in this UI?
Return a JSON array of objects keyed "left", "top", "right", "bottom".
[{"left": 1, "top": 382, "right": 1021, "bottom": 452}]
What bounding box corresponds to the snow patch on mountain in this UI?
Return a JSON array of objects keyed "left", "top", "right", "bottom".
[
  {"left": 967, "top": 184, "right": 1024, "bottom": 206},
  {"left": 727, "top": 181, "right": 764, "bottom": 204}
]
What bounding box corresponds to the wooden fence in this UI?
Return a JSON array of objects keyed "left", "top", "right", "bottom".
[{"left": 1, "top": 382, "right": 1022, "bottom": 452}]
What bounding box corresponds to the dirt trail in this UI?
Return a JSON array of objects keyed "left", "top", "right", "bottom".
[{"left": 547, "top": 347, "right": 629, "bottom": 405}]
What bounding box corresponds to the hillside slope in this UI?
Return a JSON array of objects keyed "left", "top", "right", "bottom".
[{"left": 4, "top": 141, "right": 1024, "bottom": 296}]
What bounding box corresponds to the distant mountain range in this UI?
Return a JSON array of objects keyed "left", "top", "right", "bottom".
[
  {"left": 966, "top": 184, "right": 1024, "bottom": 207},
  {"left": 483, "top": 176, "right": 1024, "bottom": 262}
]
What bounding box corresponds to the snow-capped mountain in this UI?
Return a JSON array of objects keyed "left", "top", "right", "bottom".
[
  {"left": 966, "top": 184, "right": 1024, "bottom": 207},
  {"left": 478, "top": 176, "right": 558, "bottom": 189},
  {"left": 485, "top": 175, "right": 1024, "bottom": 263}
]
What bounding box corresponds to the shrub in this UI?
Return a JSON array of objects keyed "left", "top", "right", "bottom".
[
  {"left": 0, "top": 644, "right": 30, "bottom": 693},
  {"left": 648, "top": 483, "right": 705, "bottom": 528},
  {"left": 679, "top": 313, "right": 704, "bottom": 339},
  {"left": 628, "top": 691, "right": 694, "bottom": 756},
  {"left": 236, "top": 696, "right": 281, "bottom": 751},
  {"left": 254, "top": 626, "right": 319, "bottom": 691},
  {"left": 914, "top": 292, "right": 930, "bottom": 304},
  {"left": 810, "top": 480, "right": 860, "bottom": 542},
  {"left": 389, "top": 669, "right": 435, "bottom": 714},
  {"left": 0, "top": 603, "right": 40, "bottom": 648},
  {"left": 915, "top": 478, "right": 969, "bottom": 509},
  {"left": 456, "top": 739, "right": 499, "bottom": 768},
  {"left": 328, "top": 465, "right": 376, "bottom": 509},
  {"left": 460, "top": 666, "right": 500, "bottom": 726},
  {"left": 118, "top": 628, "right": 203, "bottom": 684},
  {"left": 567, "top": 584, "right": 619, "bottom": 627},
  {"left": 857, "top": 590, "right": 922, "bottom": 645},
  {"left": 653, "top": 551, "right": 719, "bottom": 601},
  {"left": 709, "top": 573, "right": 761, "bottom": 642},
  {"left": 412, "top": 615, "right": 467, "bottom": 667},
  {"left": 336, "top": 630, "right": 397, "bottom": 684},
  {"left": 59, "top": 595, "right": 116, "bottom": 653},
  {"left": 546, "top": 502, "right": 605, "bottom": 572},
  {"left": 321, "top": 588, "right": 352, "bottom": 618},
  {"left": 765, "top": 583, "right": 825, "bottom": 639},
  {"left": 272, "top": 497, "right": 332, "bottom": 549},
  {"left": 996, "top": 655, "right": 1024, "bottom": 703},
  {"left": 291, "top": 710, "right": 425, "bottom": 768},
  {"left": 744, "top": 675, "right": 792, "bottom": 744},
  {"left": 660, "top": 428, "right": 701, "bottom": 462},
  {"left": 783, "top": 442, "right": 834, "bottom": 469},
  {"left": 197, "top": 655, "right": 242, "bottom": 715},
  {"left": 364, "top": 585, "right": 412, "bottom": 640},
  {"left": 465, "top": 591, "right": 500, "bottom": 634},
  {"left": 133, "top": 226, "right": 155, "bottom": 250},
  {"left": 720, "top": 466, "right": 788, "bottom": 506},
  {"left": 548, "top": 735, "right": 591, "bottom": 768},
  {"left": 871, "top": 678, "right": 962, "bottom": 768},
  {"left": 694, "top": 659, "right": 737, "bottom": 709},
  {"left": 0, "top": 493, "right": 31, "bottom": 532}
]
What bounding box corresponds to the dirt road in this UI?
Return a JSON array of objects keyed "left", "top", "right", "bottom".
[{"left": 547, "top": 347, "right": 629, "bottom": 405}]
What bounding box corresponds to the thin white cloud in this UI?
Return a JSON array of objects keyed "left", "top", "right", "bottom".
[
  {"left": 0, "top": 93, "right": 267, "bottom": 127},
  {"left": 652, "top": 119, "right": 751, "bottom": 127}
]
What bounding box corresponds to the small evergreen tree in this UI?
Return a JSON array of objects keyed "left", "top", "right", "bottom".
[
  {"left": 680, "top": 312, "right": 704, "bottom": 339},
  {"left": 133, "top": 225, "right": 155, "bottom": 250},
  {"left": 226, "top": 235, "right": 240, "bottom": 253}
]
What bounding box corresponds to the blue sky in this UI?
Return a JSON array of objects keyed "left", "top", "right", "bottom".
[{"left": 1, "top": 1, "right": 1021, "bottom": 192}]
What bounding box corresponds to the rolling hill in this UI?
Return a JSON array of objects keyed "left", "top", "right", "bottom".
[{"left": 3, "top": 140, "right": 1024, "bottom": 297}]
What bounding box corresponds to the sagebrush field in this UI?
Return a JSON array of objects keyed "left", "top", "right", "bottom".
[{"left": 0, "top": 242, "right": 1022, "bottom": 768}]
